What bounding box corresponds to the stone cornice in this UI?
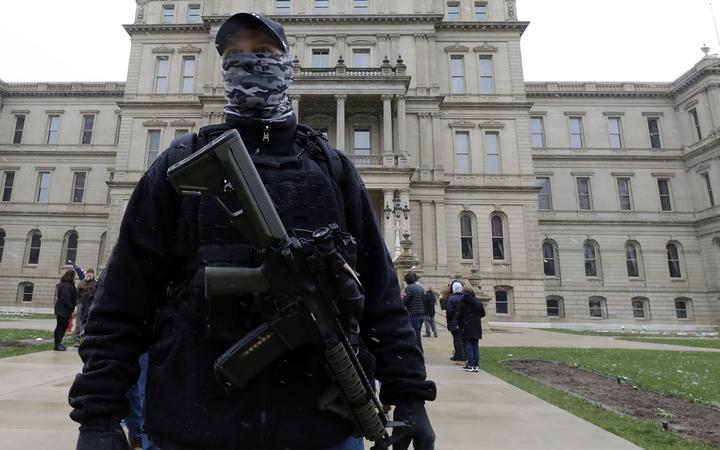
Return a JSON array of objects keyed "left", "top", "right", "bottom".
[
  {"left": 436, "top": 21, "right": 530, "bottom": 34},
  {"left": 525, "top": 81, "right": 672, "bottom": 98},
  {"left": 123, "top": 23, "right": 209, "bottom": 35},
  {"left": 670, "top": 57, "right": 720, "bottom": 94},
  {"left": 2, "top": 82, "right": 125, "bottom": 97},
  {"left": 202, "top": 14, "right": 444, "bottom": 25}
]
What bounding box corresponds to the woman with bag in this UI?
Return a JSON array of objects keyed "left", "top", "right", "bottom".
[{"left": 54, "top": 269, "right": 77, "bottom": 351}]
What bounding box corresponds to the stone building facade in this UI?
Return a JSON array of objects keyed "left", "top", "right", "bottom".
[{"left": 0, "top": 0, "right": 717, "bottom": 330}]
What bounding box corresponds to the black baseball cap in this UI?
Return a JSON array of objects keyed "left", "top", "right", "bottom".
[{"left": 215, "top": 13, "right": 289, "bottom": 55}]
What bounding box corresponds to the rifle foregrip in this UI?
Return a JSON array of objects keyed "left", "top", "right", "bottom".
[{"left": 324, "top": 343, "right": 386, "bottom": 442}]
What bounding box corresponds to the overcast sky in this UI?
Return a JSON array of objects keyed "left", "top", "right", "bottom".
[{"left": 0, "top": 0, "right": 718, "bottom": 83}]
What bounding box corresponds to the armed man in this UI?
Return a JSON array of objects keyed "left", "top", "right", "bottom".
[{"left": 69, "top": 12, "right": 436, "bottom": 450}]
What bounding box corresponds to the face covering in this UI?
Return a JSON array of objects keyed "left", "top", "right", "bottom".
[{"left": 222, "top": 52, "right": 294, "bottom": 122}]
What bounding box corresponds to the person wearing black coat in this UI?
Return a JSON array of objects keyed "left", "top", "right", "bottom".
[
  {"left": 445, "top": 281, "right": 466, "bottom": 363},
  {"left": 423, "top": 288, "right": 438, "bottom": 338},
  {"left": 456, "top": 286, "right": 486, "bottom": 372},
  {"left": 53, "top": 269, "right": 77, "bottom": 351}
]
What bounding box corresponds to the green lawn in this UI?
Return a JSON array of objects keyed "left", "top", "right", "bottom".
[
  {"left": 482, "top": 347, "right": 719, "bottom": 450},
  {"left": 0, "top": 329, "right": 54, "bottom": 358},
  {"left": 0, "top": 313, "right": 56, "bottom": 321},
  {"left": 617, "top": 337, "right": 720, "bottom": 350},
  {"left": 535, "top": 328, "right": 704, "bottom": 338}
]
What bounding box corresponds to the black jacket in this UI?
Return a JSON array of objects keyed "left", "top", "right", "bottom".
[
  {"left": 54, "top": 280, "right": 76, "bottom": 318},
  {"left": 457, "top": 293, "right": 486, "bottom": 340},
  {"left": 68, "top": 116, "right": 436, "bottom": 450},
  {"left": 445, "top": 292, "right": 464, "bottom": 330},
  {"left": 423, "top": 291, "right": 437, "bottom": 317},
  {"left": 403, "top": 282, "right": 425, "bottom": 316}
]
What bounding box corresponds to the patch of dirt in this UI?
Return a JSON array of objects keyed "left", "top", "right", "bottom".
[
  {"left": 0, "top": 339, "right": 41, "bottom": 350},
  {"left": 504, "top": 359, "right": 720, "bottom": 448}
]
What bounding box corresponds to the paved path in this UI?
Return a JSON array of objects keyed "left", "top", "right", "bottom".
[{"left": 0, "top": 324, "right": 653, "bottom": 450}]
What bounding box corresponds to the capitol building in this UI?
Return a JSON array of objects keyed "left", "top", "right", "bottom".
[{"left": 0, "top": 0, "right": 718, "bottom": 330}]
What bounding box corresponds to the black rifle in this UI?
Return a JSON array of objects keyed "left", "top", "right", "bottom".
[{"left": 167, "top": 129, "right": 409, "bottom": 450}]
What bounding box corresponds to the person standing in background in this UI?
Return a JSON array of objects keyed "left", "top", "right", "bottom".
[
  {"left": 53, "top": 270, "right": 77, "bottom": 351},
  {"left": 456, "top": 284, "right": 485, "bottom": 373},
  {"left": 402, "top": 272, "right": 426, "bottom": 352},
  {"left": 423, "top": 287, "right": 438, "bottom": 338},
  {"left": 445, "top": 280, "right": 466, "bottom": 364},
  {"left": 73, "top": 268, "right": 96, "bottom": 346}
]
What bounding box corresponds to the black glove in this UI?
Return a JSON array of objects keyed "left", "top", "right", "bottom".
[
  {"left": 392, "top": 402, "right": 435, "bottom": 450},
  {"left": 76, "top": 418, "right": 130, "bottom": 450}
]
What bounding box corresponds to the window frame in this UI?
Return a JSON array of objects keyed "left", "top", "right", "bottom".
[
  {"left": 459, "top": 212, "right": 476, "bottom": 261},
  {"left": 666, "top": 242, "right": 683, "bottom": 279},
  {"left": 583, "top": 241, "right": 601, "bottom": 278},
  {"left": 702, "top": 172, "right": 715, "bottom": 208},
  {"left": 275, "top": 0, "right": 291, "bottom": 14},
  {"left": 530, "top": 117, "right": 545, "bottom": 149},
  {"left": 36, "top": 171, "right": 51, "bottom": 203},
  {"left": 187, "top": 4, "right": 202, "bottom": 22},
  {"left": 631, "top": 297, "right": 649, "bottom": 320},
  {"left": 447, "top": 2, "right": 460, "bottom": 20},
  {"left": 647, "top": 116, "right": 662, "bottom": 149},
  {"left": 575, "top": 176, "right": 593, "bottom": 211},
  {"left": 351, "top": 48, "right": 371, "bottom": 68},
  {"left": 80, "top": 114, "right": 95, "bottom": 145},
  {"left": 26, "top": 230, "right": 42, "bottom": 265},
  {"left": 542, "top": 240, "right": 559, "bottom": 278},
  {"left": 71, "top": 171, "right": 87, "bottom": 204},
  {"left": 490, "top": 214, "right": 507, "bottom": 261},
  {"left": 63, "top": 231, "right": 79, "bottom": 266},
  {"left": 180, "top": 56, "right": 196, "bottom": 94},
  {"left": 162, "top": 4, "right": 176, "bottom": 23},
  {"left": 352, "top": 127, "right": 372, "bottom": 156},
  {"left": 13, "top": 114, "right": 25, "bottom": 144},
  {"left": 450, "top": 55, "right": 466, "bottom": 94},
  {"left": 314, "top": 0, "right": 330, "bottom": 13},
  {"left": 46, "top": 115, "right": 61, "bottom": 145},
  {"left": 546, "top": 296, "right": 564, "bottom": 318},
  {"left": 478, "top": 56, "right": 494, "bottom": 94},
  {"left": 568, "top": 116, "right": 584, "bottom": 149},
  {"left": 536, "top": 177, "right": 552, "bottom": 210},
  {"left": 474, "top": 1, "right": 488, "bottom": 20},
  {"left": 146, "top": 129, "right": 162, "bottom": 168},
  {"left": 2, "top": 171, "right": 15, "bottom": 202},
  {"left": 484, "top": 131, "right": 501, "bottom": 174},
  {"left": 494, "top": 287, "right": 512, "bottom": 315},
  {"left": 454, "top": 131, "right": 471, "bottom": 174},
  {"left": 18, "top": 282, "right": 34, "bottom": 303},
  {"left": 352, "top": 0, "right": 369, "bottom": 13},
  {"left": 674, "top": 298, "right": 693, "bottom": 320},
  {"left": 311, "top": 48, "right": 331, "bottom": 67},
  {"left": 588, "top": 296, "right": 607, "bottom": 319},
  {"left": 656, "top": 178, "right": 673, "bottom": 212},
  {"left": 616, "top": 177, "right": 633, "bottom": 211},
  {"left": 607, "top": 116, "right": 623, "bottom": 149},
  {"left": 625, "top": 241, "right": 642, "bottom": 279},
  {"left": 690, "top": 108, "right": 702, "bottom": 141}
]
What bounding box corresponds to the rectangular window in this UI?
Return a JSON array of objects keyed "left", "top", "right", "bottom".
[
  {"left": 314, "top": 0, "right": 330, "bottom": 13},
  {"left": 647, "top": 117, "right": 662, "bottom": 149},
  {"left": 703, "top": 172, "right": 715, "bottom": 207},
  {"left": 530, "top": 117, "right": 545, "bottom": 148},
  {"left": 675, "top": 299, "right": 689, "bottom": 319},
  {"left": 616, "top": 177, "right": 633, "bottom": 211},
  {"left": 447, "top": 2, "right": 460, "bottom": 20},
  {"left": 474, "top": 1, "right": 488, "bottom": 20},
  {"left": 632, "top": 299, "right": 646, "bottom": 319},
  {"left": 352, "top": 49, "right": 371, "bottom": 68},
  {"left": 546, "top": 298, "right": 561, "bottom": 317},
  {"left": 576, "top": 177, "right": 592, "bottom": 211},
  {"left": 13, "top": 115, "right": 25, "bottom": 144},
  {"left": 450, "top": 56, "right": 465, "bottom": 94},
  {"left": 690, "top": 109, "right": 702, "bottom": 141},
  {"left": 36, "top": 172, "right": 51, "bottom": 203},
  {"left": 569, "top": 117, "right": 584, "bottom": 149},
  {"left": 181, "top": 57, "right": 196, "bottom": 94},
  {"left": 485, "top": 132, "right": 500, "bottom": 174},
  {"left": 72, "top": 172, "right": 87, "bottom": 204},
  {"left": 81, "top": 114, "right": 95, "bottom": 145},
  {"left": 46, "top": 115, "right": 60, "bottom": 144},
  {"left": 22, "top": 285, "right": 33, "bottom": 303},
  {"left": 495, "top": 290, "right": 509, "bottom": 314},
  {"left": 353, "top": 0, "right": 369, "bottom": 12},
  {"left": 353, "top": 128, "right": 371, "bottom": 156},
  {"left": 454, "top": 132, "right": 470, "bottom": 174},
  {"left": 536, "top": 177, "right": 551, "bottom": 210},
  {"left": 311, "top": 49, "right": 331, "bottom": 67},
  {"left": 657, "top": 179, "right": 672, "bottom": 211},
  {"left": 187, "top": 5, "right": 202, "bottom": 22},
  {"left": 147, "top": 130, "right": 162, "bottom": 167},
  {"left": 276, "top": 0, "right": 291, "bottom": 13},
  {"left": 162, "top": 4, "right": 176, "bottom": 23},
  {"left": 2, "top": 171, "right": 15, "bottom": 202},
  {"left": 589, "top": 298, "right": 605, "bottom": 318},
  {"left": 460, "top": 215, "right": 474, "bottom": 260},
  {"left": 155, "top": 56, "right": 169, "bottom": 94},
  {"left": 478, "top": 56, "right": 494, "bottom": 94},
  {"left": 607, "top": 117, "right": 623, "bottom": 148}
]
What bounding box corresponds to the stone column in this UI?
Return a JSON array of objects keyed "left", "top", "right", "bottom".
[
  {"left": 383, "top": 189, "right": 395, "bottom": 253},
  {"left": 413, "top": 34, "right": 427, "bottom": 93},
  {"left": 290, "top": 94, "right": 301, "bottom": 118},
  {"left": 382, "top": 94, "right": 394, "bottom": 154},
  {"left": 335, "top": 94, "right": 347, "bottom": 150},
  {"left": 434, "top": 200, "right": 448, "bottom": 267},
  {"left": 421, "top": 201, "right": 434, "bottom": 266},
  {"left": 426, "top": 34, "right": 438, "bottom": 94},
  {"left": 419, "top": 113, "right": 433, "bottom": 170},
  {"left": 431, "top": 112, "right": 442, "bottom": 172},
  {"left": 396, "top": 94, "right": 407, "bottom": 155}
]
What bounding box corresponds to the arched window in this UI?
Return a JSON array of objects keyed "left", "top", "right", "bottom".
[
  {"left": 583, "top": 241, "right": 600, "bottom": 277},
  {"left": 589, "top": 296, "right": 607, "bottom": 319},
  {"left": 713, "top": 237, "right": 720, "bottom": 276},
  {"left": 546, "top": 296, "right": 564, "bottom": 318},
  {"left": 631, "top": 297, "right": 649, "bottom": 319},
  {"left": 26, "top": 230, "right": 42, "bottom": 265},
  {"left": 63, "top": 231, "right": 79, "bottom": 265},
  {"left": 625, "top": 241, "right": 641, "bottom": 278},
  {"left": 666, "top": 243, "right": 682, "bottom": 278},
  {"left": 459, "top": 213, "right": 475, "bottom": 260},
  {"left": 0, "top": 229, "right": 5, "bottom": 263},
  {"left": 18, "top": 282, "right": 34, "bottom": 303},
  {"left": 97, "top": 232, "right": 107, "bottom": 270},
  {"left": 491, "top": 215, "right": 505, "bottom": 260},
  {"left": 542, "top": 240, "right": 559, "bottom": 277},
  {"left": 675, "top": 298, "right": 692, "bottom": 320}
]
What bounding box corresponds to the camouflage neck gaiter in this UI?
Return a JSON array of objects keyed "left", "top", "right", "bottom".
[{"left": 222, "top": 52, "right": 294, "bottom": 122}]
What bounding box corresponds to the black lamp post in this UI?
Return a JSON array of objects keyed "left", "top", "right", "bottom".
[{"left": 384, "top": 198, "right": 410, "bottom": 220}]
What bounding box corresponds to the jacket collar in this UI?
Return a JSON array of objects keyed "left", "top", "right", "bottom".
[{"left": 226, "top": 114, "right": 298, "bottom": 156}]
